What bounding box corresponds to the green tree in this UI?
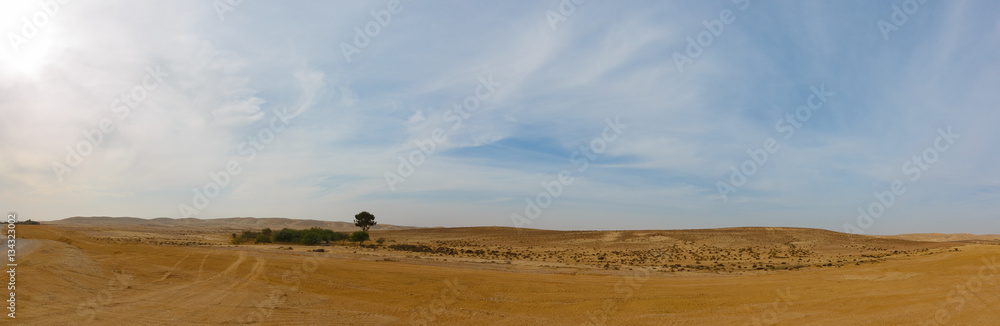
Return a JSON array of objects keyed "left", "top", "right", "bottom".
[
  {"left": 255, "top": 233, "right": 272, "bottom": 244},
  {"left": 320, "top": 229, "right": 334, "bottom": 243},
  {"left": 302, "top": 232, "right": 321, "bottom": 245},
  {"left": 274, "top": 228, "right": 299, "bottom": 243},
  {"left": 330, "top": 231, "right": 349, "bottom": 243},
  {"left": 350, "top": 231, "right": 370, "bottom": 244},
  {"left": 354, "top": 211, "right": 376, "bottom": 232},
  {"left": 231, "top": 230, "right": 260, "bottom": 244}
]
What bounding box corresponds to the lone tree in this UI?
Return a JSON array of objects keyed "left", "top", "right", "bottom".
[{"left": 354, "top": 211, "right": 376, "bottom": 232}]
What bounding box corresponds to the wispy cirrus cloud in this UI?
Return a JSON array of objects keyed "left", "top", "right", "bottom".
[{"left": 1, "top": 0, "right": 997, "bottom": 234}]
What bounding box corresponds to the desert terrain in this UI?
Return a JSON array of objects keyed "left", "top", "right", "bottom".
[{"left": 14, "top": 217, "right": 1000, "bottom": 325}]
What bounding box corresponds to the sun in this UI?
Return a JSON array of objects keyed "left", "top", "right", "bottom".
[
  {"left": 2, "top": 35, "right": 56, "bottom": 78},
  {"left": 0, "top": 2, "right": 62, "bottom": 79},
  {"left": 2, "top": 2, "right": 84, "bottom": 81}
]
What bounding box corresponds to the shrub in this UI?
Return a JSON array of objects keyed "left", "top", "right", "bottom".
[
  {"left": 350, "top": 231, "right": 370, "bottom": 244},
  {"left": 274, "top": 228, "right": 300, "bottom": 243},
  {"left": 232, "top": 230, "right": 260, "bottom": 244},
  {"left": 302, "top": 232, "right": 321, "bottom": 245},
  {"left": 330, "top": 231, "right": 349, "bottom": 242},
  {"left": 244, "top": 227, "right": 348, "bottom": 246}
]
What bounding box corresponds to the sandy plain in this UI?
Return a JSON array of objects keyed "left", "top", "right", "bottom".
[{"left": 12, "top": 217, "right": 1000, "bottom": 325}]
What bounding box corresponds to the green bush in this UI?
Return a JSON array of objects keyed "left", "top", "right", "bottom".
[
  {"left": 234, "top": 227, "right": 350, "bottom": 246},
  {"left": 302, "top": 232, "right": 321, "bottom": 245},
  {"left": 232, "top": 230, "right": 261, "bottom": 244},
  {"left": 329, "top": 231, "right": 349, "bottom": 242},
  {"left": 350, "top": 231, "right": 370, "bottom": 244},
  {"left": 274, "top": 228, "right": 300, "bottom": 243}
]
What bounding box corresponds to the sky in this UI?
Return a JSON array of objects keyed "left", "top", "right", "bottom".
[{"left": 1, "top": 0, "right": 998, "bottom": 234}]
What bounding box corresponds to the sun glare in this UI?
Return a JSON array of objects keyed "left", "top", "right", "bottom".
[
  {"left": 5, "top": 38, "right": 54, "bottom": 78},
  {"left": 1, "top": 2, "right": 61, "bottom": 79}
]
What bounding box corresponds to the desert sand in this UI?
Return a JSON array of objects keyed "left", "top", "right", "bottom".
[{"left": 14, "top": 217, "right": 1000, "bottom": 325}]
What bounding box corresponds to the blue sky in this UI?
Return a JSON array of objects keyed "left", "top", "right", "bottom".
[{"left": 1, "top": 0, "right": 998, "bottom": 234}]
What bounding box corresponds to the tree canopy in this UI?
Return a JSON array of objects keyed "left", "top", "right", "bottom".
[{"left": 354, "top": 211, "right": 376, "bottom": 232}]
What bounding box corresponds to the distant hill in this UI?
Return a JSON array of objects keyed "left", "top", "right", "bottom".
[
  {"left": 377, "top": 226, "right": 964, "bottom": 255},
  {"left": 52, "top": 216, "right": 418, "bottom": 232},
  {"left": 876, "top": 233, "right": 1000, "bottom": 242}
]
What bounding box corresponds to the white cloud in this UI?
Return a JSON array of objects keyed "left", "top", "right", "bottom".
[{"left": 1, "top": 1, "right": 997, "bottom": 233}]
